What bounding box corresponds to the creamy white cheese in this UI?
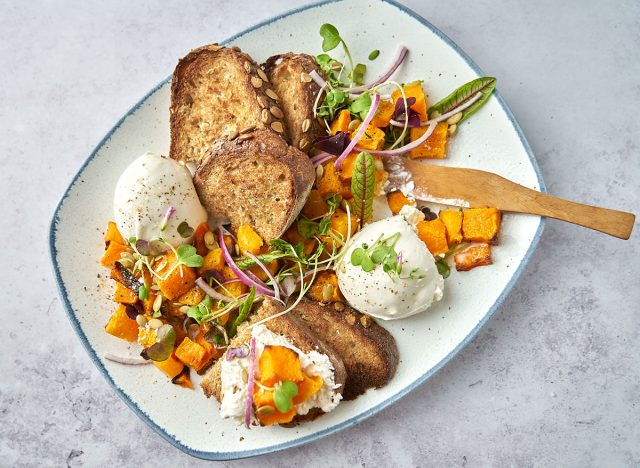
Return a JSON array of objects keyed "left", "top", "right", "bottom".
[
  {"left": 219, "top": 325, "right": 342, "bottom": 421},
  {"left": 113, "top": 152, "right": 207, "bottom": 246},
  {"left": 337, "top": 205, "right": 444, "bottom": 320}
]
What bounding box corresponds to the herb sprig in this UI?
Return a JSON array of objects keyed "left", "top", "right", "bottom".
[{"left": 350, "top": 151, "right": 376, "bottom": 228}]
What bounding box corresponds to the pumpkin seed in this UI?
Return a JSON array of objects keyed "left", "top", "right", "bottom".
[
  {"left": 265, "top": 88, "right": 278, "bottom": 100},
  {"left": 257, "top": 95, "right": 268, "bottom": 108},
  {"left": 238, "top": 133, "right": 254, "bottom": 141},
  {"left": 322, "top": 283, "right": 334, "bottom": 302},
  {"left": 120, "top": 251, "right": 134, "bottom": 261},
  {"left": 227, "top": 130, "right": 239, "bottom": 141},
  {"left": 148, "top": 318, "right": 163, "bottom": 329},
  {"left": 299, "top": 137, "right": 310, "bottom": 151},
  {"left": 204, "top": 231, "right": 217, "bottom": 250},
  {"left": 261, "top": 108, "right": 271, "bottom": 124},
  {"left": 179, "top": 305, "right": 191, "bottom": 315},
  {"left": 207, "top": 44, "right": 222, "bottom": 52},
  {"left": 136, "top": 315, "right": 148, "bottom": 327},
  {"left": 152, "top": 294, "right": 163, "bottom": 313},
  {"left": 446, "top": 112, "right": 462, "bottom": 125},
  {"left": 448, "top": 124, "right": 457, "bottom": 136},
  {"left": 150, "top": 283, "right": 160, "bottom": 291},
  {"left": 255, "top": 405, "right": 276, "bottom": 416},
  {"left": 348, "top": 119, "right": 361, "bottom": 132},
  {"left": 154, "top": 258, "right": 168, "bottom": 272},
  {"left": 243, "top": 61, "right": 252, "bottom": 73},
  {"left": 271, "top": 121, "right": 284, "bottom": 133},
  {"left": 300, "top": 72, "right": 312, "bottom": 83},
  {"left": 257, "top": 68, "right": 269, "bottom": 83},
  {"left": 316, "top": 164, "right": 324, "bottom": 181},
  {"left": 374, "top": 159, "right": 384, "bottom": 171},
  {"left": 301, "top": 118, "right": 311, "bottom": 133},
  {"left": 250, "top": 76, "right": 263, "bottom": 88},
  {"left": 118, "top": 258, "right": 134, "bottom": 269},
  {"left": 240, "top": 125, "right": 256, "bottom": 134},
  {"left": 269, "top": 106, "right": 284, "bottom": 119}
]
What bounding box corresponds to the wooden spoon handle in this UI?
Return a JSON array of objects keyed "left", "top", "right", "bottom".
[{"left": 500, "top": 183, "right": 635, "bottom": 239}]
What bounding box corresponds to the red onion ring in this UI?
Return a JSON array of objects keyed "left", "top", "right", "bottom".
[
  {"left": 348, "top": 46, "right": 408, "bottom": 94},
  {"left": 334, "top": 93, "right": 381, "bottom": 169},
  {"left": 356, "top": 120, "right": 436, "bottom": 156},
  {"left": 243, "top": 251, "right": 280, "bottom": 302},
  {"left": 245, "top": 336, "right": 257, "bottom": 429},
  {"left": 195, "top": 277, "right": 234, "bottom": 302},
  {"left": 388, "top": 91, "right": 483, "bottom": 128},
  {"left": 218, "top": 229, "right": 273, "bottom": 296}
]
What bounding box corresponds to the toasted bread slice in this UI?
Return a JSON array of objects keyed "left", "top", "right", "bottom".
[
  {"left": 264, "top": 53, "right": 326, "bottom": 153},
  {"left": 293, "top": 298, "right": 399, "bottom": 400},
  {"left": 170, "top": 45, "right": 288, "bottom": 163},
  {"left": 193, "top": 128, "right": 314, "bottom": 241},
  {"left": 201, "top": 298, "right": 347, "bottom": 422}
]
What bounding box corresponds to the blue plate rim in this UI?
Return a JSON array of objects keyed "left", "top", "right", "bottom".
[{"left": 48, "top": 0, "right": 546, "bottom": 460}]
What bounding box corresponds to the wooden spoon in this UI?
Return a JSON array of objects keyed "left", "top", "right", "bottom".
[{"left": 391, "top": 158, "right": 635, "bottom": 240}]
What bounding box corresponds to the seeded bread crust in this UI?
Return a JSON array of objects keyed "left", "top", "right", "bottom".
[
  {"left": 293, "top": 298, "right": 399, "bottom": 400},
  {"left": 170, "top": 44, "right": 288, "bottom": 164},
  {"left": 193, "top": 129, "right": 314, "bottom": 241},
  {"left": 264, "top": 53, "right": 327, "bottom": 154},
  {"left": 200, "top": 298, "right": 348, "bottom": 421}
]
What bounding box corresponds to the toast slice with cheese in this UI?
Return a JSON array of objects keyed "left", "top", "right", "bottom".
[
  {"left": 293, "top": 298, "right": 399, "bottom": 400},
  {"left": 193, "top": 128, "right": 314, "bottom": 241},
  {"left": 170, "top": 45, "right": 288, "bottom": 164},
  {"left": 201, "top": 298, "right": 347, "bottom": 425},
  {"left": 264, "top": 53, "right": 326, "bottom": 154}
]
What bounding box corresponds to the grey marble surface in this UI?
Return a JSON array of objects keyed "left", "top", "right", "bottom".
[{"left": 1, "top": 0, "right": 638, "bottom": 466}]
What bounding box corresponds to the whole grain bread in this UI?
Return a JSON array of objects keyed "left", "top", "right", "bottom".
[
  {"left": 264, "top": 53, "right": 326, "bottom": 154},
  {"left": 293, "top": 298, "right": 399, "bottom": 400},
  {"left": 193, "top": 128, "right": 314, "bottom": 241},
  {"left": 170, "top": 44, "right": 288, "bottom": 164},
  {"left": 201, "top": 298, "right": 347, "bottom": 410}
]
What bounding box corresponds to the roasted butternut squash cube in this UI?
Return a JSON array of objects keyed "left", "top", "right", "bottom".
[
  {"left": 104, "top": 221, "right": 125, "bottom": 246},
  {"left": 417, "top": 219, "right": 449, "bottom": 256},
  {"left": 105, "top": 304, "right": 138, "bottom": 342},
  {"left": 253, "top": 387, "right": 297, "bottom": 425},
  {"left": 439, "top": 209, "right": 463, "bottom": 246},
  {"left": 340, "top": 152, "right": 384, "bottom": 183},
  {"left": 408, "top": 122, "right": 448, "bottom": 159},
  {"left": 454, "top": 243, "right": 493, "bottom": 271},
  {"left": 153, "top": 354, "right": 185, "bottom": 379},
  {"left": 317, "top": 158, "right": 352, "bottom": 198},
  {"left": 156, "top": 252, "right": 197, "bottom": 300},
  {"left": 176, "top": 285, "right": 205, "bottom": 306},
  {"left": 307, "top": 270, "right": 344, "bottom": 303},
  {"left": 391, "top": 81, "right": 428, "bottom": 120},
  {"left": 283, "top": 224, "right": 316, "bottom": 256},
  {"left": 137, "top": 326, "right": 157, "bottom": 348},
  {"left": 292, "top": 374, "right": 324, "bottom": 405},
  {"left": 113, "top": 282, "right": 138, "bottom": 304},
  {"left": 198, "top": 248, "right": 224, "bottom": 275},
  {"left": 462, "top": 208, "right": 501, "bottom": 244},
  {"left": 330, "top": 109, "right": 351, "bottom": 135},
  {"left": 100, "top": 241, "right": 129, "bottom": 268},
  {"left": 370, "top": 99, "right": 395, "bottom": 128},
  {"left": 259, "top": 345, "right": 304, "bottom": 386},
  {"left": 175, "top": 337, "right": 207, "bottom": 369},
  {"left": 320, "top": 209, "right": 358, "bottom": 256},
  {"left": 387, "top": 191, "right": 414, "bottom": 215},
  {"left": 248, "top": 259, "right": 280, "bottom": 282},
  {"left": 219, "top": 266, "right": 248, "bottom": 298},
  {"left": 302, "top": 189, "right": 330, "bottom": 219},
  {"left": 351, "top": 124, "right": 385, "bottom": 151},
  {"left": 237, "top": 225, "right": 264, "bottom": 255}
]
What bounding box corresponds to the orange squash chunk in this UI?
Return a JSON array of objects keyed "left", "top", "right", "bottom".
[
  {"left": 391, "top": 81, "right": 427, "bottom": 120},
  {"left": 454, "top": 243, "right": 493, "bottom": 271},
  {"left": 113, "top": 282, "right": 138, "bottom": 304},
  {"left": 176, "top": 285, "right": 205, "bottom": 306},
  {"left": 100, "top": 241, "right": 129, "bottom": 268},
  {"left": 307, "top": 270, "right": 343, "bottom": 303},
  {"left": 137, "top": 326, "right": 157, "bottom": 348},
  {"left": 317, "top": 158, "right": 352, "bottom": 198},
  {"left": 462, "top": 208, "right": 501, "bottom": 244},
  {"left": 153, "top": 354, "right": 185, "bottom": 379},
  {"left": 105, "top": 304, "right": 138, "bottom": 342},
  {"left": 302, "top": 189, "right": 330, "bottom": 219},
  {"left": 156, "top": 252, "right": 197, "bottom": 300},
  {"left": 292, "top": 374, "right": 324, "bottom": 405},
  {"left": 439, "top": 209, "right": 463, "bottom": 246},
  {"left": 198, "top": 248, "right": 224, "bottom": 275},
  {"left": 283, "top": 224, "right": 316, "bottom": 256},
  {"left": 175, "top": 337, "right": 207, "bottom": 369},
  {"left": 253, "top": 387, "right": 297, "bottom": 425},
  {"left": 104, "top": 221, "right": 125, "bottom": 245},
  {"left": 249, "top": 259, "right": 280, "bottom": 282},
  {"left": 417, "top": 219, "right": 449, "bottom": 256},
  {"left": 387, "top": 191, "right": 413, "bottom": 215},
  {"left": 192, "top": 223, "right": 209, "bottom": 256},
  {"left": 370, "top": 99, "right": 395, "bottom": 128},
  {"left": 237, "top": 225, "right": 264, "bottom": 255},
  {"left": 351, "top": 123, "right": 385, "bottom": 151},
  {"left": 330, "top": 109, "right": 351, "bottom": 134},
  {"left": 319, "top": 209, "right": 358, "bottom": 256},
  {"left": 340, "top": 152, "right": 383, "bottom": 181},
  {"left": 408, "top": 122, "right": 448, "bottom": 159},
  {"left": 259, "top": 346, "right": 304, "bottom": 386}
]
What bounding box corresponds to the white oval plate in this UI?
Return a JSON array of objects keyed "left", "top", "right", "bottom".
[{"left": 49, "top": 0, "right": 545, "bottom": 460}]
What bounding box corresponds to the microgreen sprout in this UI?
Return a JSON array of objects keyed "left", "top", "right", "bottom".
[
  {"left": 273, "top": 380, "right": 299, "bottom": 413},
  {"left": 368, "top": 49, "right": 380, "bottom": 60},
  {"left": 138, "top": 284, "right": 149, "bottom": 300}
]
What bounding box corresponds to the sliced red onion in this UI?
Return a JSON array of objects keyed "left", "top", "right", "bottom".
[
  {"left": 160, "top": 206, "right": 176, "bottom": 231},
  {"left": 243, "top": 251, "right": 280, "bottom": 302},
  {"left": 312, "top": 153, "right": 335, "bottom": 168},
  {"left": 348, "top": 46, "right": 408, "bottom": 94},
  {"left": 308, "top": 69, "right": 327, "bottom": 88},
  {"left": 218, "top": 230, "right": 273, "bottom": 296},
  {"left": 357, "top": 120, "right": 436, "bottom": 156},
  {"left": 195, "top": 277, "right": 234, "bottom": 302},
  {"left": 246, "top": 336, "right": 257, "bottom": 429},
  {"left": 396, "top": 251, "right": 403, "bottom": 266},
  {"left": 226, "top": 344, "right": 249, "bottom": 361},
  {"left": 310, "top": 151, "right": 334, "bottom": 163},
  {"left": 389, "top": 91, "right": 483, "bottom": 127},
  {"left": 334, "top": 93, "right": 381, "bottom": 169},
  {"left": 104, "top": 353, "right": 151, "bottom": 365}
]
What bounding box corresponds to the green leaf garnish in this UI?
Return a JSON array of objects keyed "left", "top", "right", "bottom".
[
  {"left": 350, "top": 151, "right": 375, "bottom": 228},
  {"left": 274, "top": 380, "right": 299, "bottom": 413},
  {"left": 350, "top": 247, "right": 366, "bottom": 266},
  {"left": 228, "top": 287, "right": 256, "bottom": 338},
  {"left": 176, "top": 244, "right": 204, "bottom": 268},
  {"left": 351, "top": 63, "right": 366, "bottom": 86},
  {"left": 142, "top": 324, "right": 176, "bottom": 362},
  {"left": 187, "top": 295, "right": 214, "bottom": 324},
  {"left": 319, "top": 23, "right": 341, "bottom": 51},
  {"left": 128, "top": 236, "right": 137, "bottom": 245},
  {"left": 297, "top": 217, "right": 320, "bottom": 239},
  {"left": 138, "top": 285, "right": 149, "bottom": 300},
  {"left": 435, "top": 259, "right": 451, "bottom": 279},
  {"left": 368, "top": 50, "right": 380, "bottom": 60},
  {"left": 348, "top": 93, "right": 371, "bottom": 121},
  {"left": 428, "top": 77, "right": 496, "bottom": 124},
  {"left": 177, "top": 221, "right": 194, "bottom": 238}
]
